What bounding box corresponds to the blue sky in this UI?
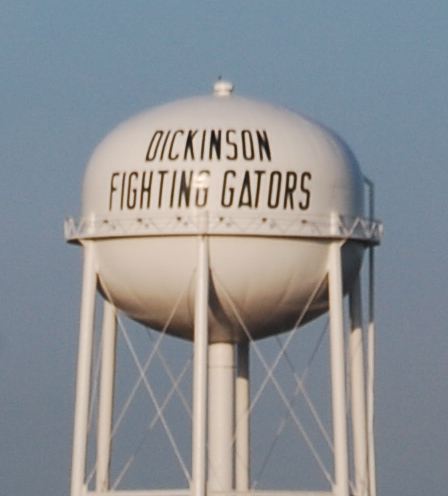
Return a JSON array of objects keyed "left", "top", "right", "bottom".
[{"left": 1, "top": 2, "right": 447, "bottom": 495}]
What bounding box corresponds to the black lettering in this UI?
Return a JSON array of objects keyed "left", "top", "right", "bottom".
[
  {"left": 241, "top": 130, "right": 254, "bottom": 160},
  {"left": 225, "top": 130, "right": 237, "bottom": 160},
  {"left": 127, "top": 171, "right": 138, "bottom": 209},
  {"left": 221, "top": 170, "right": 236, "bottom": 207},
  {"left": 253, "top": 170, "right": 265, "bottom": 208},
  {"left": 169, "top": 170, "right": 177, "bottom": 208},
  {"left": 120, "top": 173, "right": 127, "bottom": 210},
  {"left": 268, "top": 171, "right": 282, "bottom": 209},
  {"left": 200, "top": 130, "right": 206, "bottom": 160},
  {"left": 160, "top": 131, "right": 171, "bottom": 160},
  {"left": 158, "top": 170, "right": 168, "bottom": 208},
  {"left": 209, "top": 130, "right": 222, "bottom": 160},
  {"left": 146, "top": 130, "right": 164, "bottom": 161},
  {"left": 284, "top": 171, "right": 297, "bottom": 209},
  {"left": 140, "top": 171, "right": 153, "bottom": 209},
  {"left": 168, "top": 130, "right": 184, "bottom": 160},
  {"left": 195, "top": 170, "right": 209, "bottom": 207},
  {"left": 256, "top": 130, "right": 271, "bottom": 161},
  {"left": 184, "top": 130, "right": 198, "bottom": 160},
  {"left": 299, "top": 172, "right": 312, "bottom": 210},
  {"left": 109, "top": 172, "right": 120, "bottom": 210},
  {"left": 238, "top": 170, "right": 252, "bottom": 208},
  {"left": 178, "top": 170, "right": 193, "bottom": 207}
]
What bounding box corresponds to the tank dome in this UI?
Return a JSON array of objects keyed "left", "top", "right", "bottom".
[{"left": 82, "top": 87, "right": 364, "bottom": 221}]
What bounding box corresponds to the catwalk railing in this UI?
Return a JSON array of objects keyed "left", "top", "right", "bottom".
[{"left": 65, "top": 212, "right": 382, "bottom": 245}]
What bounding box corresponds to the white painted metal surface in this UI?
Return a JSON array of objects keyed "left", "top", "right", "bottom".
[
  {"left": 66, "top": 83, "right": 380, "bottom": 343},
  {"left": 71, "top": 242, "right": 97, "bottom": 496},
  {"left": 349, "top": 278, "right": 368, "bottom": 496},
  {"left": 365, "top": 177, "right": 377, "bottom": 496},
  {"left": 367, "top": 245, "right": 377, "bottom": 496},
  {"left": 208, "top": 343, "right": 234, "bottom": 492},
  {"left": 235, "top": 343, "right": 250, "bottom": 492},
  {"left": 191, "top": 235, "right": 209, "bottom": 496},
  {"left": 66, "top": 82, "right": 383, "bottom": 496},
  {"left": 84, "top": 491, "right": 332, "bottom": 496},
  {"left": 96, "top": 300, "right": 117, "bottom": 492},
  {"left": 328, "top": 240, "right": 349, "bottom": 496}
]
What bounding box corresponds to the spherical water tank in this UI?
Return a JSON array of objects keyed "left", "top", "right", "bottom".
[{"left": 69, "top": 81, "right": 376, "bottom": 342}]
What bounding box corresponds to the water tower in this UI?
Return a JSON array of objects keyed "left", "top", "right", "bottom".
[{"left": 65, "top": 81, "right": 382, "bottom": 496}]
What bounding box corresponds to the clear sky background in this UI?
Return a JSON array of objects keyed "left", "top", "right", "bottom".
[{"left": 1, "top": 2, "right": 447, "bottom": 495}]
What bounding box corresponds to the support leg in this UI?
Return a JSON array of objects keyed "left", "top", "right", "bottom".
[
  {"left": 71, "top": 242, "right": 97, "bottom": 496},
  {"left": 191, "top": 235, "right": 209, "bottom": 496},
  {"left": 349, "top": 277, "right": 368, "bottom": 496},
  {"left": 208, "top": 342, "right": 235, "bottom": 492},
  {"left": 328, "top": 242, "right": 349, "bottom": 496},
  {"left": 96, "top": 299, "right": 117, "bottom": 492},
  {"left": 367, "top": 246, "right": 377, "bottom": 496},
  {"left": 235, "top": 342, "right": 250, "bottom": 493}
]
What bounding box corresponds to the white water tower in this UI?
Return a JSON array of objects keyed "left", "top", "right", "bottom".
[{"left": 66, "top": 81, "right": 382, "bottom": 496}]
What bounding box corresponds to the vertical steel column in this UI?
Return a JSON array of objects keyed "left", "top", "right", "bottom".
[
  {"left": 208, "top": 342, "right": 235, "bottom": 492},
  {"left": 328, "top": 240, "right": 349, "bottom": 496},
  {"left": 367, "top": 246, "right": 377, "bottom": 496},
  {"left": 71, "top": 241, "right": 97, "bottom": 496},
  {"left": 191, "top": 235, "right": 209, "bottom": 496},
  {"left": 349, "top": 276, "right": 368, "bottom": 496},
  {"left": 235, "top": 342, "right": 250, "bottom": 493},
  {"left": 96, "top": 299, "right": 117, "bottom": 492},
  {"left": 364, "top": 177, "right": 377, "bottom": 496}
]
